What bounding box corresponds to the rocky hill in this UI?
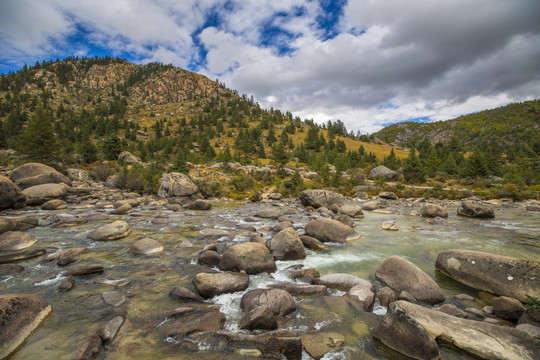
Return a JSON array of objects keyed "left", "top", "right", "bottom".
[{"left": 373, "top": 100, "right": 540, "bottom": 150}]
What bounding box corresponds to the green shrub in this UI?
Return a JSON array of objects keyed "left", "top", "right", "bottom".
[{"left": 229, "top": 174, "right": 256, "bottom": 193}]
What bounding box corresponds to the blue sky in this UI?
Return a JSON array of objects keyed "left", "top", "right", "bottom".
[{"left": 1, "top": 0, "right": 539, "bottom": 133}]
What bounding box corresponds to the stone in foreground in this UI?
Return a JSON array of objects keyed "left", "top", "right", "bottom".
[
  {"left": 376, "top": 256, "right": 445, "bottom": 304},
  {"left": 299, "top": 189, "right": 344, "bottom": 209},
  {"left": 192, "top": 272, "right": 249, "bottom": 299},
  {"left": 304, "top": 218, "right": 360, "bottom": 243},
  {"left": 88, "top": 221, "right": 131, "bottom": 241},
  {"left": 435, "top": 249, "right": 540, "bottom": 302},
  {"left": 0, "top": 294, "right": 52, "bottom": 359},
  {"left": 218, "top": 242, "right": 277, "bottom": 274},
  {"left": 457, "top": 201, "right": 495, "bottom": 218}
]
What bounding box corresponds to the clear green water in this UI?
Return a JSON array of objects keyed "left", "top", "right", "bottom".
[{"left": 2, "top": 201, "right": 539, "bottom": 359}]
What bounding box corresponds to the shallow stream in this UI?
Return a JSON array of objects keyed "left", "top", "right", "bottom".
[{"left": 2, "top": 200, "right": 539, "bottom": 359}]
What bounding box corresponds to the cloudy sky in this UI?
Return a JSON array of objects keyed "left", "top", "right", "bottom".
[{"left": 1, "top": 0, "right": 539, "bottom": 133}]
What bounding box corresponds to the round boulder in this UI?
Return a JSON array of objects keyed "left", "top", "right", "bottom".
[
  {"left": 347, "top": 284, "right": 375, "bottom": 311},
  {"left": 299, "top": 189, "right": 344, "bottom": 209},
  {"left": 22, "top": 183, "right": 67, "bottom": 206},
  {"left": 421, "top": 204, "right": 448, "bottom": 218},
  {"left": 375, "top": 256, "right": 445, "bottom": 304},
  {"left": 157, "top": 172, "right": 199, "bottom": 198},
  {"left": 305, "top": 218, "right": 360, "bottom": 243},
  {"left": 238, "top": 305, "right": 277, "bottom": 330},
  {"left": 269, "top": 227, "right": 306, "bottom": 261},
  {"left": 369, "top": 165, "right": 398, "bottom": 181},
  {"left": 457, "top": 201, "right": 495, "bottom": 218},
  {"left": 0, "top": 231, "right": 38, "bottom": 252},
  {"left": 41, "top": 199, "right": 67, "bottom": 210},
  {"left": 88, "top": 221, "right": 131, "bottom": 241},
  {"left": 118, "top": 151, "right": 142, "bottom": 165},
  {"left": 192, "top": 272, "right": 250, "bottom": 299},
  {"left": 337, "top": 205, "right": 364, "bottom": 218},
  {"left": 381, "top": 221, "right": 399, "bottom": 231},
  {"left": 241, "top": 288, "right": 296, "bottom": 316},
  {"left": 0, "top": 175, "right": 26, "bottom": 210},
  {"left": 219, "top": 242, "right": 277, "bottom": 274},
  {"left": 9, "top": 162, "right": 71, "bottom": 189}
]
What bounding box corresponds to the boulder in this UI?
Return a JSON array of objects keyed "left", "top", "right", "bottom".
[
  {"left": 492, "top": 296, "right": 525, "bottom": 321},
  {"left": 337, "top": 204, "right": 364, "bottom": 218},
  {"left": 332, "top": 214, "right": 355, "bottom": 228},
  {"left": 219, "top": 242, "right": 277, "bottom": 274},
  {"left": 239, "top": 305, "right": 277, "bottom": 330},
  {"left": 376, "top": 256, "right": 445, "bottom": 304},
  {"left": 66, "top": 168, "right": 91, "bottom": 182},
  {"left": 163, "top": 310, "right": 226, "bottom": 337},
  {"left": 103, "top": 291, "right": 126, "bottom": 306},
  {"left": 304, "top": 218, "right": 360, "bottom": 243},
  {"left": 0, "top": 231, "right": 38, "bottom": 252},
  {"left": 421, "top": 204, "right": 448, "bottom": 218},
  {"left": 267, "top": 193, "right": 283, "bottom": 200},
  {"left": 268, "top": 283, "right": 327, "bottom": 296},
  {"left": 169, "top": 286, "right": 204, "bottom": 302},
  {"left": 0, "top": 175, "right": 26, "bottom": 210},
  {"left": 379, "top": 191, "right": 398, "bottom": 200},
  {"left": 158, "top": 172, "right": 198, "bottom": 198},
  {"left": 360, "top": 200, "right": 380, "bottom": 211},
  {"left": 59, "top": 275, "right": 75, "bottom": 291},
  {"left": 457, "top": 201, "right": 495, "bottom": 218},
  {"left": 0, "top": 294, "right": 52, "bottom": 359},
  {"left": 41, "top": 199, "right": 67, "bottom": 210},
  {"left": 301, "top": 332, "right": 345, "bottom": 360},
  {"left": 435, "top": 249, "right": 540, "bottom": 302},
  {"left": 299, "top": 190, "right": 344, "bottom": 209},
  {"left": 192, "top": 272, "right": 249, "bottom": 299},
  {"left": 40, "top": 247, "right": 87, "bottom": 264},
  {"left": 199, "top": 228, "right": 229, "bottom": 237},
  {"left": 96, "top": 316, "right": 124, "bottom": 342},
  {"left": 88, "top": 221, "right": 131, "bottom": 241},
  {"left": 111, "top": 203, "right": 132, "bottom": 215},
  {"left": 379, "top": 300, "right": 540, "bottom": 360},
  {"left": 241, "top": 288, "right": 296, "bottom": 316},
  {"left": 94, "top": 277, "right": 131, "bottom": 287},
  {"left": 379, "top": 287, "right": 397, "bottom": 307},
  {"left": 315, "top": 273, "right": 373, "bottom": 292},
  {"left": 0, "top": 217, "right": 38, "bottom": 234},
  {"left": 346, "top": 284, "right": 375, "bottom": 311},
  {"left": 118, "top": 151, "right": 142, "bottom": 164},
  {"left": 269, "top": 227, "right": 306, "bottom": 261},
  {"left": 63, "top": 264, "right": 104, "bottom": 276},
  {"left": 9, "top": 163, "right": 71, "bottom": 189},
  {"left": 198, "top": 250, "right": 220, "bottom": 267},
  {"left": 0, "top": 247, "right": 46, "bottom": 264},
  {"left": 184, "top": 199, "right": 212, "bottom": 210},
  {"left": 374, "top": 301, "right": 441, "bottom": 360},
  {"left": 299, "top": 235, "right": 326, "bottom": 250},
  {"left": 369, "top": 165, "right": 398, "bottom": 181},
  {"left": 22, "top": 183, "right": 67, "bottom": 206},
  {"left": 254, "top": 208, "right": 282, "bottom": 220},
  {"left": 129, "top": 237, "right": 163, "bottom": 255}
]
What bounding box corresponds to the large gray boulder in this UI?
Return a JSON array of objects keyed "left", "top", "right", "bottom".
[
  {"left": 22, "top": 183, "right": 68, "bottom": 206},
  {"left": 0, "top": 175, "right": 26, "bottom": 210},
  {"left": 304, "top": 218, "right": 360, "bottom": 243},
  {"left": 192, "top": 272, "right": 249, "bottom": 299},
  {"left": 0, "top": 294, "right": 52, "bottom": 359},
  {"left": 369, "top": 165, "right": 398, "bottom": 181},
  {"left": 315, "top": 273, "right": 373, "bottom": 292},
  {"left": 457, "top": 201, "right": 495, "bottom": 218},
  {"left": 421, "top": 203, "right": 448, "bottom": 218},
  {"left": 88, "top": 221, "right": 131, "bottom": 241},
  {"left": 299, "top": 190, "right": 344, "bottom": 209},
  {"left": 269, "top": 227, "right": 306, "bottom": 261},
  {"left": 376, "top": 300, "right": 540, "bottom": 360},
  {"left": 158, "top": 172, "right": 198, "bottom": 198},
  {"left": 9, "top": 162, "right": 71, "bottom": 189},
  {"left": 219, "top": 242, "right": 277, "bottom": 274},
  {"left": 241, "top": 288, "right": 296, "bottom": 316},
  {"left": 376, "top": 256, "right": 445, "bottom": 304},
  {"left": 118, "top": 151, "right": 142, "bottom": 165},
  {"left": 129, "top": 237, "right": 163, "bottom": 255},
  {"left": 435, "top": 249, "right": 540, "bottom": 302},
  {"left": 337, "top": 204, "right": 364, "bottom": 218},
  {"left": 0, "top": 231, "right": 38, "bottom": 252}
]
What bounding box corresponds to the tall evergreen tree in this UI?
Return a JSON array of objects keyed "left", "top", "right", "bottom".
[
  {"left": 402, "top": 148, "right": 425, "bottom": 183},
  {"left": 272, "top": 142, "right": 289, "bottom": 170},
  {"left": 102, "top": 133, "right": 122, "bottom": 160},
  {"left": 18, "top": 104, "right": 58, "bottom": 163},
  {"left": 168, "top": 148, "right": 189, "bottom": 174},
  {"left": 0, "top": 120, "right": 6, "bottom": 148}
]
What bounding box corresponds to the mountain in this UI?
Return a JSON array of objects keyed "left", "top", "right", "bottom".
[{"left": 373, "top": 100, "right": 540, "bottom": 151}]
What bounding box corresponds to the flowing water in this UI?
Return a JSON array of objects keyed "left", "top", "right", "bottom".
[{"left": 2, "top": 200, "right": 539, "bottom": 360}]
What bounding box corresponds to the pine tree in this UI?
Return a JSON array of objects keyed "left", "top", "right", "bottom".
[
  {"left": 272, "top": 142, "right": 289, "bottom": 170},
  {"left": 382, "top": 148, "right": 401, "bottom": 170},
  {"left": 102, "top": 133, "right": 122, "bottom": 160},
  {"left": 441, "top": 152, "right": 458, "bottom": 174},
  {"left": 402, "top": 148, "right": 425, "bottom": 183},
  {"left": 462, "top": 150, "right": 488, "bottom": 178},
  {"left": 424, "top": 149, "right": 440, "bottom": 177},
  {"left": 18, "top": 104, "right": 58, "bottom": 163},
  {"left": 0, "top": 120, "right": 6, "bottom": 148},
  {"left": 79, "top": 138, "right": 98, "bottom": 163},
  {"left": 168, "top": 149, "right": 189, "bottom": 174},
  {"left": 266, "top": 127, "right": 277, "bottom": 145}
]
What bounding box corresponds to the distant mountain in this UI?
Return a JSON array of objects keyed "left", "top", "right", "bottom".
[{"left": 373, "top": 100, "right": 540, "bottom": 151}]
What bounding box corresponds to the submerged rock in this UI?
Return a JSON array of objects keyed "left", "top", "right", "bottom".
[
  {"left": 102, "top": 291, "right": 126, "bottom": 306},
  {"left": 129, "top": 237, "right": 163, "bottom": 255},
  {"left": 59, "top": 275, "right": 75, "bottom": 291},
  {"left": 238, "top": 305, "right": 277, "bottom": 331},
  {"left": 0, "top": 247, "right": 46, "bottom": 264},
  {"left": 0, "top": 294, "right": 52, "bottom": 359},
  {"left": 315, "top": 273, "right": 373, "bottom": 292},
  {"left": 63, "top": 264, "right": 104, "bottom": 276},
  {"left": 376, "top": 256, "right": 445, "bottom": 304},
  {"left": 435, "top": 249, "right": 540, "bottom": 302},
  {"left": 169, "top": 286, "right": 204, "bottom": 302},
  {"left": 163, "top": 310, "right": 226, "bottom": 337},
  {"left": 0, "top": 264, "right": 24, "bottom": 276},
  {"left": 301, "top": 332, "right": 345, "bottom": 360}
]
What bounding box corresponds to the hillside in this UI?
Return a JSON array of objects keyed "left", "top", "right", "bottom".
[
  {"left": 373, "top": 100, "right": 540, "bottom": 151},
  {"left": 0, "top": 57, "right": 404, "bottom": 167}
]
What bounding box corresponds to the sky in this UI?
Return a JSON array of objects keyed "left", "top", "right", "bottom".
[{"left": 1, "top": 0, "right": 539, "bottom": 134}]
